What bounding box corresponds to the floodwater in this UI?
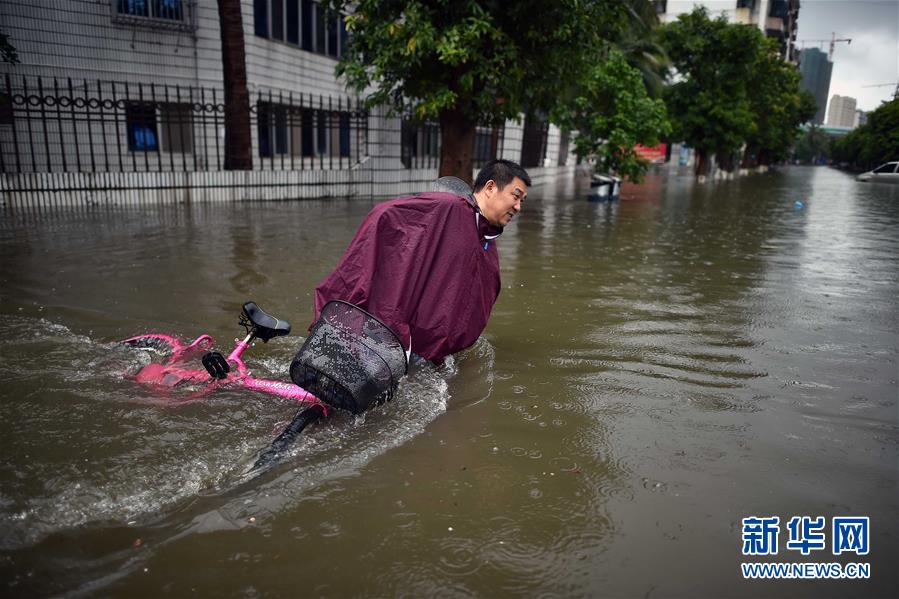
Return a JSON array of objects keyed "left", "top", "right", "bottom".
[{"left": 0, "top": 166, "right": 896, "bottom": 597}]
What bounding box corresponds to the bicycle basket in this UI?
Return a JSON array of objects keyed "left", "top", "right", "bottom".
[{"left": 290, "top": 301, "right": 408, "bottom": 414}]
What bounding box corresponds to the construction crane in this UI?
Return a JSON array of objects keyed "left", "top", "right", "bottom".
[
  {"left": 797, "top": 32, "right": 852, "bottom": 60},
  {"left": 861, "top": 82, "right": 899, "bottom": 100}
]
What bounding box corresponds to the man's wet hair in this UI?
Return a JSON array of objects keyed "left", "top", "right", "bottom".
[{"left": 473, "top": 159, "right": 531, "bottom": 192}]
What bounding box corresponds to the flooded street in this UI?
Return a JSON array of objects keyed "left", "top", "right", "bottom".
[{"left": 0, "top": 166, "right": 896, "bottom": 597}]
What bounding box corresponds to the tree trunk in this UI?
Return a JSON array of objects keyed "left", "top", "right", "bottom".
[
  {"left": 694, "top": 150, "right": 709, "bottom": 177},
  {"left": 438, "top": 108, "right": 476, "bottom": 185},
  {"left": 741, "top": 146, "right": 758, "bottom": 169},
  {"left": 218, "top": 0, "right": 253, "bottom": 170},
  {"left": 716, "top": 150, "right": 735, "bottom": 172},
  {"left": 489, "top": 125, "right": 500, "bottom": 161}
]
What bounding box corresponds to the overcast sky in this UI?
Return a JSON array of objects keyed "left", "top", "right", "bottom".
[
  {"left": 799, "top": 0, "right": 898, "bottom": 112},
  {"left": 666, "top": 0, "right": 899, "bottom": 113}
]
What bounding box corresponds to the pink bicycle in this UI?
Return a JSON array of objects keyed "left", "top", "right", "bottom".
[
  {"left": 123, "top": 177, "right": 467, "bottom": 468},
  {"left": 123, "top": 301, "right": 407, "bottom": 469}
]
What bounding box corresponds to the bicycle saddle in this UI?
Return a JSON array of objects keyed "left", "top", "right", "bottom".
[{"left": 242, "top": 302, "right": 291, "bottom": 342}]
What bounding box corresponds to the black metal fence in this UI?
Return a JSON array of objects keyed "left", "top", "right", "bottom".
[
  {"left": 0, "top": 75, "right": 368, "bottom": 174},
  {"left": 254, "top": 88, "right": 367, "bottom": 171},
  {"left": 473, "top": 123, "right": 505, "bottom": 169},
  {"left": 400, "top": 117, "right": 440, "bottom": 170},
  {"left": 520, "top": 115, "right": 549, "bottom": 169},
  {"left": 399, "top": 115, "right": 505, "bottom": 171},
  {"left": 1, "top": 75, "right": 529, "bottom": 178}
]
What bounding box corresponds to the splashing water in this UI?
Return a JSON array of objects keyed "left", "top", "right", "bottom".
[{"left": 0, "top": 314, "right": 457, "bottom": 550}]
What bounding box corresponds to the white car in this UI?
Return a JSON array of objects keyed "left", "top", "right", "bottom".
[{"left": 856, "top": 162, "right": 899, "bottom": 182}]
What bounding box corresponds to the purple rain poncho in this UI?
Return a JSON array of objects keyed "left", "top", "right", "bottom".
[{"left": 312, "top": 191, "right": 503, "bottom": 363}]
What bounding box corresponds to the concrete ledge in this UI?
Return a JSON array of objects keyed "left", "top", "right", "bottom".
[{"left": 1, "top": 165, "right": 576, "bottom": 208}]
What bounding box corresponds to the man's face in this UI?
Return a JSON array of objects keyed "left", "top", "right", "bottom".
[{"left": 481, "top": 177, "right": 528, "bottom": 226}]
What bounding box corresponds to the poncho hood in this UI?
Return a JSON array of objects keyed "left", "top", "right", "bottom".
[{"left": 312, "top": 191, "right": 503, "bottom": 362}]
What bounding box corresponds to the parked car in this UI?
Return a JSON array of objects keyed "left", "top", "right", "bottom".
[{"left": 856, "top": 162, "right": 899, "bottom": 182}]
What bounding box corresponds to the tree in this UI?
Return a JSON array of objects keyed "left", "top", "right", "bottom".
[
  {"left": 553, "top": 50, "right": 669, "bottom": 181},
  {"left": 1, "top": 31, "right": 18, "bottom": 64},
  {"left": 660, "top": 8, "right": 762, "bottom": 176},
  {"left": 325, "top": 0, "right": 647, "bottom": 184},
  {"left": 742, "top": 38, "right": 816, "bottom": 167},
  {"left": 217, "top": 0, "right": 253, "bottom": 170},
  {"left": 832, "top": 98, "right": 899, "bottom": 170},
  {"left": 615, "top": 0, "right": 669, "bottom": 98},
  {"left": 793, "top": 125, "right": 834, "bottom": 164}
]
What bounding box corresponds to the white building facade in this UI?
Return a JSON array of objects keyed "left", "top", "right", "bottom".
[
  {"left": 826, "top": 94, "right": 857, "bottom": 129},
  {"left": 0, "top": 0, "right": 575, "bottom": 206}
]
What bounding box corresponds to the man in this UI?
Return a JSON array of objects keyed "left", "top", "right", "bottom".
[{"left": 312, "top": 159, "right": 530, "bottom": 363}]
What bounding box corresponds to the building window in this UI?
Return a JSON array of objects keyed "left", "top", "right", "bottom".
[
  {"left": 286, "top": 0, "right": 299, "bottom": 44},
  {"left": 338, "top": 112, "right": 350, "bottom": 157},
  {"left": 520, "top": 114, "right": 548, "bottom": 168},
  {"left": 125, "top": 102, "right": 192, "bottom": 153},
  {"left": 473, "top": 125, "right": 503, "bottom": 169},
  {"left": 254, "top": 0, "right": 347, "bottom": 58},
  {"left": 126, "top": 102, "right": 159, "bottom": 152},
  {"left": 259, "top": 102, "right": 353, "bottom": 159},
  {"left": 113, "top": 0, "right": 194, "bottom": 32},
  {"left": 0, "top": 93, "right": 13, "bottom": 125},
  {"left": 301, "top": 0, "right": 314, "bottom": 51},
  {"left": 257, "top": 102, "right": 282, "bottom": 157},
  {"left": 401, "top": 119, "right": 440, "bottom": 169},
  {"left": 160, "top": 103, "right": 193, "bottom": 153},
  {"left": 116, "top": 0, "right": 184, "bottom": 22},
  {"left": 253, "top": 0, "right": 268, "bottom": 37}
]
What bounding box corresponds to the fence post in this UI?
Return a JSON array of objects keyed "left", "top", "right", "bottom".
[
  {"left": 328, "top": 94, "right": 333, "bottom": 171},
  {"left": 81, "top": 79, "right": 97, "bottom": 173},
  {"left": 121, "top": 82, "right": 137, "bottom": 171},
  {"left": 149, "top": 82, "right": 162, "bottom": 171},
  {"left": 212, "top": 87, "right": 221, "bottom": 170},
  {"left": 96, "top": 80, "right": 109, "bottom": 171},
  {"left": 163, "top": 83, "right": 175, "bottom": 172},
  {"left": 36, "top": 78, "right": 53, "bottom": 173},
  {"left": 52, "top": 78, "right": 69, "bottom": 172},
  {"left": 5, "top": 74, "right": 22, "bottom": 173},
  {"left": 199, "top": 86, "right": 208, "bottom": 171},
  {"left": 318, "top": 93, "right": 324, "bottom": 171},
  {"left": 268, "top": 88, "right": 274, "bottom": 171},
  {"left": 67, "top": 78, "right": 83, "bottom": 172}
]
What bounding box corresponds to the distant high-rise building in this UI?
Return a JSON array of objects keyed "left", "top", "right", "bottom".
[
  {"left": 799, "top": 48, "right": 833, "bottom": 124},
  {"left": 854, "top": 109, "right": 868, "bottom": 128},
  {"left": 827, "top": 95, "right": 857, "bottom": 128}
]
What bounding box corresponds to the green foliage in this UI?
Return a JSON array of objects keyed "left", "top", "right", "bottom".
[
  {"left": 1, "top": 31, "right": 18, "bottom": 64},
  {"left": 792, "top": 125, "right": 834, "bottom": 164},
  {"left": 328, "top": 0, "right": 632, "bottom": 124},
  {"left": 660, "top": 8, "right": 814, "bottom": 172},
  {"left": 832, "top": 99, "right": 899, "bottom": 169},
  {"left": 660, "top": 8, "right": 761, "bottom": 165},
  {"left": 324, "top": 1, "right": 669, "bottom": 180},
  {"left": 744, "top": 39, "right": 818, "bottom": 165},
  {"left": 554, "top": 50, "right": 670, "bottom": 181},
  {"left": 615, "top": 0, "right": 669, "bottom": 98}
]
